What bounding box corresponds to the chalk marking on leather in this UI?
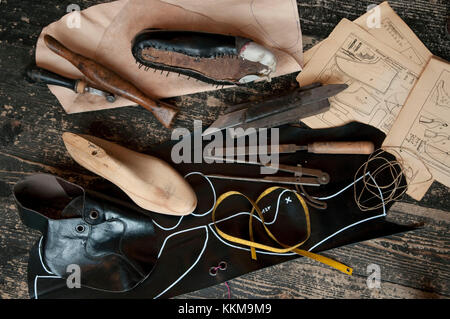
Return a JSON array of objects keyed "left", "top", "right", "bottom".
[
  {"left": 34, "top": 275, "right": 61, "bottom": 300},
  {"left": 208, "top": 222, "right": 296, "bottom": 257},
  {"left": 308, "top": 173, "right": 386, "bottom": 252},
  {"left": 315, "top": 173, "right": 368, "bottom": 201},
  {"left": 154, "top": 226, "right": 208, "bottom": 299},
  {"left": 34, "top": 236, "right": 60, "bottom": 299},
  {"left": 34, "top": 171, "right": 386, "bottom": 298},
  {"left": 265, "top": 189, "right": 295, "bottom": 225},
  {"left": 152, "top": 216, "right": 184, "bottom": 231},
  {"left": 38, "top": 236, "right": 55, "bottom": 275},
  {"left": 157, "top": 225, "right": 207, "bottom": 258},
  {"left": 184, "top": 172, "right": 217, "bottom": 217}
]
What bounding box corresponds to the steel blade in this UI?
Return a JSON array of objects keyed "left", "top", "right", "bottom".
[{"left": 203, "top": 83, "right": 347, "bottom": 136}]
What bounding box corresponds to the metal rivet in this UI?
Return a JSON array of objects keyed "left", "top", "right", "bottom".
[
  {"left": 209, "top": 267, "right": 218, "bottom": 276},
  {"left": 76, "top": 225, "right": 85, "bottom": 233},
  {"left": 219, "top": 261, "right": 227, "bottom": 270},
  {"left": 89, "top": 210, "right": 99, "bottom": 220}
]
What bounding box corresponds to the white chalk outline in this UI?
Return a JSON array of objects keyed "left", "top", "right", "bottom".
[
  {"left": 34, "top": 237, "right": 60, "bottom": 299},
  {"left": 34, "top": 171, "right": 385, "bottom": 299}
]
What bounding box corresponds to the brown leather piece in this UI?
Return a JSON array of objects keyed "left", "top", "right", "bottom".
[{"left": 140, "top": 47, "right": 266, "bottom": 82}]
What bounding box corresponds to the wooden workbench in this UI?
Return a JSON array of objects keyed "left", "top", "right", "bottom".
[{"left": 0, "top": 0, "right": 448, "bottom": 299}]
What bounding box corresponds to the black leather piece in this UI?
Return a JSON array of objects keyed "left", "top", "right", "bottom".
[
  {"left": 20, "top": 122, "right": 417, "bottom": 299},
  {"left": 132, "top": 29, "right": 250, "bottom": 58},
  {"left": 14, "top": 176, "right": 159, "bottom": 292}
]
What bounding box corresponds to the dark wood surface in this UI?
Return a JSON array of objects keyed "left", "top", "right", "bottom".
[{"left": 0, "top": 0, "right": 449, "bottom": 299}]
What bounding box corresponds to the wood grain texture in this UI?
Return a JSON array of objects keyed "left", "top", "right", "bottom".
[{"left": 0, "top": 0, "right": 449, "bottom": 299}]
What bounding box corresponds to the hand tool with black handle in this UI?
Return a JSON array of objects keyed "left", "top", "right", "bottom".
[{"left": 26, "top": 66, "right": 116, "bottom": 102}]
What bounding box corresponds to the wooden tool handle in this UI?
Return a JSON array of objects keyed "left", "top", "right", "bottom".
[
  {"left": 308, "top": 141, "right": 375, "bottom": 155},
  {"left": 44, "top": 34, "right": 178, "bottom": 128}
]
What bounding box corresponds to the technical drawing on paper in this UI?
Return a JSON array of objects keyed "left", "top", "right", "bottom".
[
  {"left": 307, "top": 34, "right": 417, "bottom": 133},
  {"left": 381, "top": 17, "right": 427, "bottom": 66},
  {"left": 401, "top": 70, "right": 450, "bottom": 175}
]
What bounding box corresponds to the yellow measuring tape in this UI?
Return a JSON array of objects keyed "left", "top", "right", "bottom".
[{"left": 211, "top": 187, "right": 353, "bottom": 275}]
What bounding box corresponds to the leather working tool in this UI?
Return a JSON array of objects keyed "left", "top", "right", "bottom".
[
  {"left": 210, "top": 141, "right": 375, "bottom": 156},
  {"left": 43, "top": 34, "right": 178, "bottom": 128},
  {"left": 26, "top": 66, "right": 116, "bottom": 102},
  {"left": 132, "top": 29, "right": 276, "bottom": 86},
  {"left": 203, "top": 83, "right": 348, "bottom": 137},
  {"left": 204, "top": 156, "right": 330, "bottom": 187}
]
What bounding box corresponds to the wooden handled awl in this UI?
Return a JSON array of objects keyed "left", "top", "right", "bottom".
[
  {"left": 44, "top": 34, "right": 178, "bottom": 128},
  {"left": 301, "top": 141, "right": 375, "bottom": 154},
  {"left": 211, "top": 141, "right": 375, "bottom": 156}
]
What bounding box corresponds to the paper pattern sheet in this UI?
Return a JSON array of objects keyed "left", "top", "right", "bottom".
[
  {"left": 354, "top": 1, "right": 432, "bottom": 67},
  {"left": 303, "top": 2, "right": 432, "bottom": 67},
  {"left": 297, "top": 18, "right": 423, "bottom": 133},
  {"left": 383, "top": 57, "right": 450, "bottom": 200}
]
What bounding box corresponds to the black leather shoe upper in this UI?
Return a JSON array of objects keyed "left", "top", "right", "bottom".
[{"left": 13, "top": 174, "right": 159, "bottom": 292}]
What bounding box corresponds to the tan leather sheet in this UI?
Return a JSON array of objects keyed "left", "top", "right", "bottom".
[{"left": 36, "top": 0, "right": 303, "bottom": 113}]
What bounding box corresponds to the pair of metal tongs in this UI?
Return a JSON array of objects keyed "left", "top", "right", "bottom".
[
  {"left": 204, "top": 157, "right": 330, "bottom": 187},
  {"left": 204, "top": 157, "right": 329, "bottom": 209}
]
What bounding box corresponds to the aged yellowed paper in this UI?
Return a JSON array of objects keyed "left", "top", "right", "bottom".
[
  {"left": 303, "top": 2, "right": 432, "bottom": 67},
  {"left": 383, "top": 57, "right": 450, "bottom": 200},
  {"left": 354, "top": 1, "right": 432, "bottom": 67},
  {"left": 297, "top": 18, "right": 423, "bottom": 134}
]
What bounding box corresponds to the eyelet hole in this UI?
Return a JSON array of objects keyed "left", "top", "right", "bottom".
[
  {"left": 209, "top": 267, "right": 218, "bottom": 276},
  {"left": 76, "top": 225, "right": 85, "bottom": 233},
  {"left": 89, "top": 210, "right": 99, "bottom": 220},
  {"left": 219, "top": 261, "right": 227, "bottom": 270}
]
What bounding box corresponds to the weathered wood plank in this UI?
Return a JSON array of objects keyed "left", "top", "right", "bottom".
[{"left": 0, "top": 0, "right": 448, "bottom": 299}]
